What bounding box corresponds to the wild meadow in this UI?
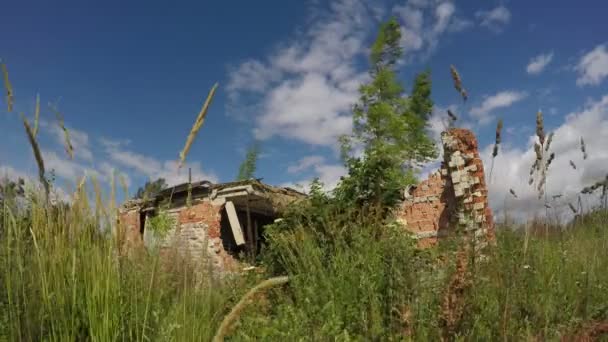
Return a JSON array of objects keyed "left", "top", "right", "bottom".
[{"left": 2, "top": 18, "right": 608, "bottom": 341}]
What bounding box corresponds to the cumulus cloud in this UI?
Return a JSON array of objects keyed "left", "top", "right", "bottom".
[
  {"left": 284, "top": 155, "right": 347, "bottom": 192},
  {"left": 44, "top": 122, "right": 94, "bottom": 162},
  {"left": 0, "top": 165, "right": 29, "bottom": 182},
  {"left": 393, "top": 1, "right": 472, "bottom": 60},
  {"left": 102, "top": 141, "right": 217, "bottom": 187},
  {"left": 576, "top": 44, "right": 608, "bottom": 86},
  {"left": 287, "top": 155, "right": 326, "bottom": 174},
  {"left": 227, "top": 0, "right": 371, "bottom": 146},
  {"left": 476, "top": 5, "right": 511, "bottom": 32},
  {"left": 470, "top": 91, "right": 527, "bottom": 124},
  {"left": 485, "top": 94, "right": 608, "bottom": 222},
  {"left": 227, "top": 0, "right": 470, "bottom": 148},
  {"left": 43, "top": 149, "right": 92, "bottom": 181},
  {"left": 526, "top": 52, "right": 554, "bottom": 75}
]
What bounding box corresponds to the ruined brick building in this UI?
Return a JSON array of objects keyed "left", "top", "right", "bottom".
[
  {"left": 118, "top": 180, "right": 306, "bottom": 271},
  {"left": 118, "top": 128, "right": 494, "bottom": 269}
]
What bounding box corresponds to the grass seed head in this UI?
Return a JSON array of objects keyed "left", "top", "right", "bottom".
[
  {"left": 179, "top": 83, "right": 218, "bottom": 168},
  {"left": 492, "top": 119, "right": 504, "bottom": 158},
  {"left": 569, "top": 160, "right": 577, "bottom": 170},
  {"left": 50, "top": 104, "right": 74, "bottom": 160},
  {"left": 21, "top": 113, "right": 49, "bottom": 198},
  {"left": 1, "top": 61, "right": 14, "bottom": 112},
  {"left": 535, "top": 110, "right": 545, "bottom": 146},
  {"left": 447, "top": 109, "right": 458, "bottom": 122},
  {"left": 544, "top": 132, "right": 554, "bottom": 152},
  {"left": 509, "top": 188, "right": 517, "bottom": 198},
  {"left": 450, "top": 65, "right": 468, "bottom": 102},
  {"left": 33, "top": 94, "right": 40, "bottom": 137},
  {"left": 580, "top": 137, "right": 588, "bottom": 160}
]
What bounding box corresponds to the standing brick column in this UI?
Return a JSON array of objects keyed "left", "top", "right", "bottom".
[{"left": 398, "top": 128, "right": 494, "bottom": 247}]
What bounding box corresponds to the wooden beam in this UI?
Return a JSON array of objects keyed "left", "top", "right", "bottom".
[{"left": 225, "top": 201, "right": 245, "bottom": 246}]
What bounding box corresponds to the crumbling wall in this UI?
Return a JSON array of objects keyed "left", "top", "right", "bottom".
[
  {"left": 117, "top": 208, "right": 143, "bottom": 250},
  {"left": 398, "top": 128, "right": 494, "bottom": 247},
  {"left": 168, "top": 200, "right": 239, "bottom": 271},
  {"left": 118, "top": 200, "right": 240, "bottom": 272}
]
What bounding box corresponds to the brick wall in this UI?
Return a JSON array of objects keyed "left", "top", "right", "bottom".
[
  {"left": 398, "top": 128, "right": 494, "bottom": 247},
  {"left": 117, "top": 209, "right": 143, "bottom": 251},
  {"left": 119, "top": 200, "right": 240, "bottom": 272}
]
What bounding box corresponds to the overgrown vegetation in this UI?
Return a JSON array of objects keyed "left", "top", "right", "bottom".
[
  {"left": 135, "top": 178, "right": 168, "bottom": 200},
  {"left": 1, "top": 17, "right": 608, "bottom": 341},
  {"left": 236, "top": 142, "right": 260, "bottom": 181}
]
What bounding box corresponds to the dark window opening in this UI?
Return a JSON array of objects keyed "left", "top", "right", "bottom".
[
  {"left": 218, "top": 202, "right": 275, "bottom": 260},
  {"left": 139, "top": 210, "right": 146, "bottom": 236}
]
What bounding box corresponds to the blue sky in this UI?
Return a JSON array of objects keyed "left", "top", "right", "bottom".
[{"left": 1, "top": 0, "right": 607, "bottom": 219}]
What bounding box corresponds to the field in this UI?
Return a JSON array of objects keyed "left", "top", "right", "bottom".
[
  {"left": 1, "top": 182, "right": 608, "bottom": 340},
  {"left": 2, "top": 18, "right": 608, "bottom": 340}
]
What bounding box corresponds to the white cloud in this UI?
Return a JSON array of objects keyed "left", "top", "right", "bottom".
[
  {"left": 43, "top": 150, "right": 89, "bottom": 180},
  {"left": 283, "top": 155, "right": 347, "bottom": 192},
  {"left": 485, "top": 94, "right": 608, "bottom": 221},
  {"left": 99, "top": 161, "right": 131, "bottom": 188},
  {"left": 155, "top": 160, "right": 218, "bottom": 187},
  {"left": 0, "top": 165, "right": 29, "bottom": 182},
  {"left": 476, "top": 5, "right": 511, "bottom": 32},
  {"left": 226, "top": 60, "right": 281, "bottom": 95},
  {"left": 102, "top": 144, "right": 217, "bottom": 187},
  {"left": 287, "top": 155, "right": 326, "bottom": 174},
  {"left": 227, "top": 0, "right": 372, "bottom": 147},
  {"left": 105, "top": 147, "right": 162, "bottom": 176},
  {"left": 393, "top": 1, "right": 471, "bottom": 60},
  {"left": 526, "top": 52, "right": 554, "bottom": 75},
  {"left": 227, "top": 0, "right": 471, "bottom": 148},
  {"left": 575, "top": 44, "right": 608, "bottom": 86},
  {"left": 470, "top": 91, "right": 527, "bottom": 124},
  {"left": 46, "top": 123, "right": 94, "bottom": 162}
]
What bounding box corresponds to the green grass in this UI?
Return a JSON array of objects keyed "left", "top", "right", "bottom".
[{"left": 2, "top": 187, "right": 606, "bottom": 341}]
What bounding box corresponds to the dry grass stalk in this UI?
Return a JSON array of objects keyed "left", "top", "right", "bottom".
[
  {"left": 536, "top": 110, "right": 545, "bottom": 146},
  {"left": 544, "top": 132, "right": 554, "bottom": 152},
  {"left": 213, "top": 276, "right": 289, "bottom": 342},
  {"left": 91, "top": 175, "right": 106, "bottom": 219},
  {"left": 580, "top": 137, "right": 588, "bottom": 160},
  {"left": 1, "top": 60, "right": 14, "bottom": 112},
  {"left": 109, "top": 168, "right": 116, "bottom": 215},
  {"left": 492, "top": 119, "right": 503, "bottom": 158},
  {"left": 449, "top": 65, "right": 468, "bottom": 102},
  {"left": 580, "top": 174, "right": 608, "bottom": 195},
  {"left": 50, "top": 104, "right": 74, "bottom": 160},
  {"left": 33, "top": 94, "right": 40, "bottom": 137},
  {"left": 119, "top": 174, "right": 129, "bottom": 199},
  {"left": 568, "top": 203, "right": 578, "bottom": 214},
  {"left": 545, "top": 153, "right": 555, "bottom": 170},
  {"left": 21, "top": 113, "right": 49, "bottom": 198},
  {"left": 178, "top": 83, "right": 218, "bottom": 169},
  {"left": 447, "top": 109, "right": 458, "bottom": 122},
  {"left": 489, "top": 119, "right": 504, "bottom": 182},
  {"left": 74, "top": 174, "right": 87, "bottom": 200},
  {"left": 534, "top": 143, "right": 542, "bottom": 171}
]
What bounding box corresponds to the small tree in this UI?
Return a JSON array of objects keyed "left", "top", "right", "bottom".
[
  {"left": 134, "top": 178, "right": 167, "bottom": 200},
  {"left": 236, "top": 142, "right": 260, "bottom": 181},
  {"left": 337, "top": 18, "right": 437, "bottom": 208}
]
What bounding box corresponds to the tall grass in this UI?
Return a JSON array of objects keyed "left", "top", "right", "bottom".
[
  {"left": 2, "top": 60, "right": 607, "bottom": 341},
  {"left": 0, "top": 187, "right": 246, "bottom": 341}
]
